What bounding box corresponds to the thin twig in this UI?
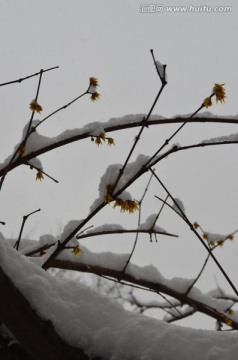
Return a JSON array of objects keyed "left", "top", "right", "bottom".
[
  {"left": 76, "top": 228, "right": 177, "bottom": 240},
  {"left": 14, "top": 209, "right": 41, "bottom": 250},
  {"left": 0, "top": 66, "right": 59, "bottom": 87},
  {"left": 34, "top": 91, "right": 88, "bottom": 130},
  {"left": 122, "top": 172, "right": 155, "bottom": 274},
  {"left": 26, "top": 162, "right": 59, "bottom": 183},
  {"left": 0, "top": 70, "right": 44, "bottom": 191},
  {"left": 150, "top": 169, "right": 238, "bottom": 298},
  {"left": 185, "top": 253, "right": 210, "bottom": 296},
  {"left": 185, "top": 227, "right": 238, "bottom": 295},
  {"left": 111, "top": 49, "right": 167, "bottom": 195},
  {"left": 150, "top": 194, "right": 169, "bottom": 242}
]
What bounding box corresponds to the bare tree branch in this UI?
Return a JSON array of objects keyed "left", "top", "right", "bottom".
[{"left": 48, "top": 259, "right": 238, "bottom": 329}]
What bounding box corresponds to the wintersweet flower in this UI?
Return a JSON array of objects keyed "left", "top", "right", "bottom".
[
  {"left": 104, "top": 193, "right": 113, "bottom": 204},
  {"left": 95, "top": 137, "right": 103, "bottom": 146},
  {"left": 107, "top": 137, "right": 115, "bottom": 146},
  {"left": 90, "top": 77, "right": 99, "bottom": 87},
  {"left": 126, "top": 200, "right": 139, "bottom": 213},
  {"left": 29, "top": 100, "right": 43, "bottom": 113},
  {"left": 36, "top": 171, "right": 44, "bottom": 181},
  {"left": 193, "top": 222, "right": 199, "bottom": 229},
  {"left": 90, "top": 92, "right": 100, "bottom": 101},
  {"left": 203, "top": 97, "right": 212, "bottom": 108},
  {"left": 213, "top": 83, "right": 226, "bottom": 103},
  {"left": 113, "top": 199, "right": 124, "bottom": 210},
  {"left": 113, "top": 199, "right": 139, "bottom": 214},
  {"left": 18, "top": 145, "right": 26, "bottom": 156},
  {"left": 94, "top": 132, "right": 107, "bottom": 146},
  {"left": 72, "top": 246, "right": 83, "bottom": 256}
]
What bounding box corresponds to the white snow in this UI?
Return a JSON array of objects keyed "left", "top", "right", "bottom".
[
  {"left": 138, "top": 214, "right": 167, "bottom": 233},
  {"left": 1, "top": 239, "right": 238, "bottom": 359},
  {"left": 90, "top": 154, "right": 150, "bottom": 212},
  {"left": 0, "top": 114, "right": 165, "bottom": 172},
  {"left": 201, "top": 132, "right": 238, "bottom": 144},
  {"left": 85, "top": 224, "right": 125, "bottom": 234},
  {"left": 173, "top": 198, "right": 185, "bottom": 216}
]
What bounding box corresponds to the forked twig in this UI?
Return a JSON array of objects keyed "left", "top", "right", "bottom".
[
  {"left": 150, "top": 168, "right": 238, "bottom": 298},
  {"left": 14, "top": 209, "right": 41, "bottom": 250}
]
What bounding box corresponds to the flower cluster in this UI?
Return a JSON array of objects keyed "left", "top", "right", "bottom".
[
  {"left": 91, "top": 132, "right": 115, "bottom": 146},
  {"left": 193, "top": 222, "right": 234, "bottom": 247},
  {"left": 103, "top": 184, "right": 139, "bottom": 214},
  {"left": 203, "top": 83, "right": 226, "bottom": 108},
  {"left": 89, "top": 77, "right": 100, "bottom": 101},
  {"left": 29, "top": 99, "right": 43, "bottom": 113},
  {"left": 113, "top": 199, "right": 139, "bottom": 214},
  {"left": 202, "top": 232, "right": 233, "bottom": 247}
]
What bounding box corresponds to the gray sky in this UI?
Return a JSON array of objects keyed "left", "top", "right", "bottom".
[{"left": 0, "top": 0, "right": 238, "bottom": 329}]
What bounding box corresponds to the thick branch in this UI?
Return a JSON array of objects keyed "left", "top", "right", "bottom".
[
  {"left": 0, "top": 265, "right": 97, "bottom": 360},
  {"left": 0, "top": 116, "right": 237, "bottom": 177},
  {"left": 49, "top": 259, "right": 238, "bottom": 330}
]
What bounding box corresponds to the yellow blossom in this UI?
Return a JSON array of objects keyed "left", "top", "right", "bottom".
[
  {"left": 113, "top": 198, "right": 124, "bottom": 210},
  {"left": 99, "top": 132, "right": 106, "bottom": 140},
  {"left": 113, "top": 199, "right": 139, "bottom": 214},
  {"left": 213, "top": 83, "right": 226, "bottom": 103},
  {"left": 72, "top": 246, "right": 83, "bottom": 256},
  {"left": 107, "top": 137, "right": 115, "bottom": 146},
  {"left": 104, "top": 193, "right": 113, "bottom": 204},
  {"left": 193, "top": 222, "right": 199, "bottom": 229},
  {"left": 202, "top": 233, "right": 208, "bottom": 239},
  {"left": 203, "top": 97, "right": 212, "bottom": 108},
  {"left": 29, "top": 100, "right": 43, "bottom": 113},
  {"left": 18, "top": 145, "right": 26, "bottom": 156},
  {"left": 90, "top": 92, "right": 100, "bottom": 101},
  {"left": 94, "top": 132, "right": 106, "bottom": 146},
  {"left": 210, "top": 241, "right": 215, "bottom": 247},
  {"left": 95, "top": 137, "right": 102, "bottom": 146},
  {"left": 217, "top": 240, "right": 224, "bottom": 247},
  {"left": 224, "top": 318, "right": 233, "bottom": 327},
  {"left": 36, "top": 171, "right": 44, "bottom": 181},
  {"left": 126, "top": 200, "right": 139, "bottom": 213},
  {"left": 228, "top": 309, "right": 234, "bottom": 316},
  {"left": 227, "top": 234, "right": 234, "bottom": 240},
  {"left": 90, "top": 77, "right": 99, "bottom": 87}
]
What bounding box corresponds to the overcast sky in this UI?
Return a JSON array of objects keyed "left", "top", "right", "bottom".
[{"left": 0, "top": 0, "right": 238, "bottom": 329}]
